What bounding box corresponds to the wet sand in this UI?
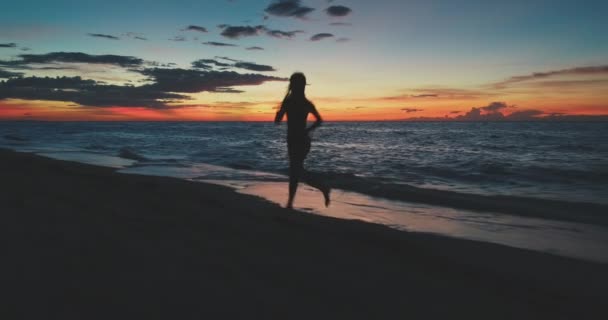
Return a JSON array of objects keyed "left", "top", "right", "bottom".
[{"left": 2, "top": 148, "right": 607, "bottom": 319}]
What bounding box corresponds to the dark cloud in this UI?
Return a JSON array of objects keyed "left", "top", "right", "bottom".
[
  {"left": 169, "top": 36, "right": 186, "bottom": 42},
  {"left": 0, "top": 68, "right": 286, "bottom": 107},
  {"left": 382, "top": 88, "right": 486, "bottom": 101},
  {"left": 264, "top": 0, "right": 315, "bottom": 18},
  {"left": 123, "top": 32, "right": 147, "bottom": 40},
  {"left": 481, "top": 101, "right": 511, "bottom": 112},
  {"left": 193, "top": 59, "right": 231, "bottom": 68},
  {"left": 246, "top": 46, "right": 264, "bottom": 50},
  {"left": 87, "top": 33, "right": 120, "bottom": 40},
  {"left": 310, "top": 33, "right": 334, "bottom": 41},
  {"left": 1, "top": 52, "right": 143, "bottom": 67},
  {"left": 401, "top": 108, "right": 422, "bottom": 113},
  {"left": 329, "top": 22, "right": 351, "bottom": 26},
  {"left": 0, "top": 69, "right": 23, "bottom": 78},
  {"left": 233, "top": 62, "right": 275, "bottom": 72},
  {"left": 336, "top": 37, "right": 350, "bottom": 43},
  {"left": 192, "top": 58, "right": 277, "bottom": 72},
  {"left": 183, "top": 25, "right": 208, "bottom": 33},
  {"left": 0, "top": 43, "right": 17, "bottom": 48},
  {"left": 493, "top": 65, "right": 608, "bottom": 88},
  {"left": 0, "top": 50, "right": 285, "bottom": 108},
  {"left": 144, "top": 61, "right": 177, "bottom": 68},
  {"left": 213, "top": 87, "right": 245, "bottom": 93},
  {"left": 219, "top": 25, "right": 266, "bottom": 39},
  {"left": 0, "top": 76, "right": 187, "bottom": 108},
  {"left": 450, "top": 111, "right": 462, "bottom": 114},
  {"left": 215, "top": 56, "right": 240, "bottom": 62},
  {"left": 326, "top": 5, "right": 352, "bottom": 17},
  {"left": 20, "top": 47, "right": 31, "bottom": 51},
  {"left": 266, "top": 29, "right": 304, "bottom": 39},
  {"left": 531, "top": 79, "right": 608, "bottom": 88},
  {"left": 412, "top": 94, "right": 438, "bottom": 98},
  {"left": 454, "top": 102, "right": 527, "bottom": 121},
  {"left": 191, "top": 61, "right": 213, "bottom": 70},
  {"left": 139, "top": 68, "right": 286, "bottom": 93},
  {"left": 203, "top": 41, "right": 238, "bottom": 47}
]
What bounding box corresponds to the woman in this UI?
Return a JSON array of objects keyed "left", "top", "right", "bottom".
[{"left": 275, "top": 72, "right": 330, "bottom": 209}]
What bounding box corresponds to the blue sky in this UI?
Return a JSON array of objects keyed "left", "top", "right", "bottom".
[{"left": 1, "top": 0, "right": 607, "bottom": 120}]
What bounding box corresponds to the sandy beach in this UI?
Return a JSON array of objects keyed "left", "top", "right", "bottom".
[{"left": 2, "top": 148, "right": 607, "bottom": 319}]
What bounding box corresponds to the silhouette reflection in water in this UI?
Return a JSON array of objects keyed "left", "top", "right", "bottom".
[{"left": 275, "top": 72, "right": 331, "bottom": 209}]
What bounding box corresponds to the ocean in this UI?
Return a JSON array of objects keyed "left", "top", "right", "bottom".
[
  {"left": 2, "top": 121, "right": 608, "bottom": 262},
  {"left": 2, "top": 121, "right": 606, "bottom": 204}
]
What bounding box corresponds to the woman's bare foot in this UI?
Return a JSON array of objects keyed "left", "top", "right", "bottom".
[{"left": 322, "top": 187, "right": 331, "bottom": 207}]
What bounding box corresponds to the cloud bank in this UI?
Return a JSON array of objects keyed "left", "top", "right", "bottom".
[{"left": 0, "top": 51, "right": 286, "bottom": 109}]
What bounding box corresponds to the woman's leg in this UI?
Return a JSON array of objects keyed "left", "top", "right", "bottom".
[
  {"left": 301, "top": 170, "right": 331, "bottom": 207},
  {"left": 301, "top": 136, "right": 331, "bottom": 206},
  {"left": 287, "top": 156, "right": 304, "bottom": 208}
]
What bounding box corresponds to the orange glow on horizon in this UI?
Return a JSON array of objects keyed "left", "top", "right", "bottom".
[{"left": 1, "top": 97, "right": 607, "bottom": 121}]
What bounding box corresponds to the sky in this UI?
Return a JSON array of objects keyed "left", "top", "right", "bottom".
[{"left": 0, "top": 0, "right": 607, "bottom": 121}]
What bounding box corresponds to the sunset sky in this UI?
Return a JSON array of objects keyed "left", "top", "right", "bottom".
[{"left": 1, "top": 0, "right": 607, "bottom": 121}]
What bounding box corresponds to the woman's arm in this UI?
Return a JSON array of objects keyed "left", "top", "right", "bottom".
[
  {"left": 274, "top": 104, "right": 286, "bottom": 124},
  {"left": 306, "top": 103, "right": 323, "bottom": 133}
]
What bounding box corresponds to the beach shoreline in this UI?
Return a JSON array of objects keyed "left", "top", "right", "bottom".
[{"left": 2, "top": 148, "right": 607, "bottom": 319}]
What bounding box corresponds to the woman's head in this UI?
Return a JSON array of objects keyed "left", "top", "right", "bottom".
[{"left": 288, "top": 72, "right": 306, "bottom": 96}]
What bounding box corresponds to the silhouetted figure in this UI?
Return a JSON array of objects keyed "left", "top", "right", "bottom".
[{"left": 275, "top": 72, "right": 331, "bottom": 209}]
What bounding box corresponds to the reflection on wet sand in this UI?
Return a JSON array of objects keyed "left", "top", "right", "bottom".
[{"left": 219, "top": 181, "right": 608, "bottom": 264}]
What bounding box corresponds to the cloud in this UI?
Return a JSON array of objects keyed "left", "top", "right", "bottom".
[
  {"left": 183, "top": 25, "right": 208, "bottom": 33},
  {"left": 219, "top": 25, "right": 266, "bottom": 39},
  {"left": 203, "top": 41, "right": 238, "bottom": 47},
  {"left": 265, "top": 29, "right": 304, "bottom": 39},
  {"left": 454, "top": 102, "right": 531, "bottom": 121},
  {"left": 87, "top": 33, "right": 120, "bottom": 40},
  {"left": 326, "top": 5, "right": 352, "bottom": 17},
  {"left": 0, "top": 43, "right": 17, "bottom": 48},
  {"left": 215, "top": 56, "right": 239, "bottom": 62},
  {"left": 412, "top": 94, "right": 438, "bottom": 98},
  {"left": 264, "top": 0, "right": 315, "bottom": 18},
  {"left": 1, "top": 52, "right": 143, "bottom": 67},
  {"left": 139, "top": 68, "right": 286, "bottom": 93},
  {"left": 481, "top": 101, "right": 511, "bottom": 112},
  {"left": 169, "top": 36, "right": 186, "bottom": 41},
  {"left": 310, "top": 33, "right": 334, "bottom": 41},
  {"left": 233, "top": 62, "right": 275, "bottom": 72},
  {"left": 0, "top": 69, "right": 286, "bottom": 107},
  {"left": 329, "top": 22, "right": 351, "bottom": 26},
  {"left": 191, "top": 61, "right": 213, "bottom": 70},
  {"left": 493, "top": 65, "right": 608, "bottom": 88},
  {"left": 192, "top": 58, "right": 277, "bottom": 72},
  {"left": 246, "top": 46, "right": 264, "bottom": 50},
  {"left": 0, "top": 51, "right": 287, "bottom": 109},
  {"left": 0, "top": 68, "right": 23, "bottom": 78},
  {"left": 192, "top": 59, "right": 231, "bottom": 68},
  {"left": 0, "top": 76, "right": 188, "bottom": 108},
  {"left": 401, "top": 108, "right": 422, "bottom": 113},
  {"left": 336, "top": 37, "right": 350, "bottom": 43},
  {"left": 145, "top": 62, "right": 177, "bottom": 69},
  {"left": 382, "top": 88, "right": 487, "bottom": 101},
  {"left": 123, "top": 32, "right": 147, "bottom": 40}
]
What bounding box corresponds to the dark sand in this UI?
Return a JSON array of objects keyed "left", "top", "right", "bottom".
[{"left": 2, "top": 148, "right": 607, "bottom": 319}]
